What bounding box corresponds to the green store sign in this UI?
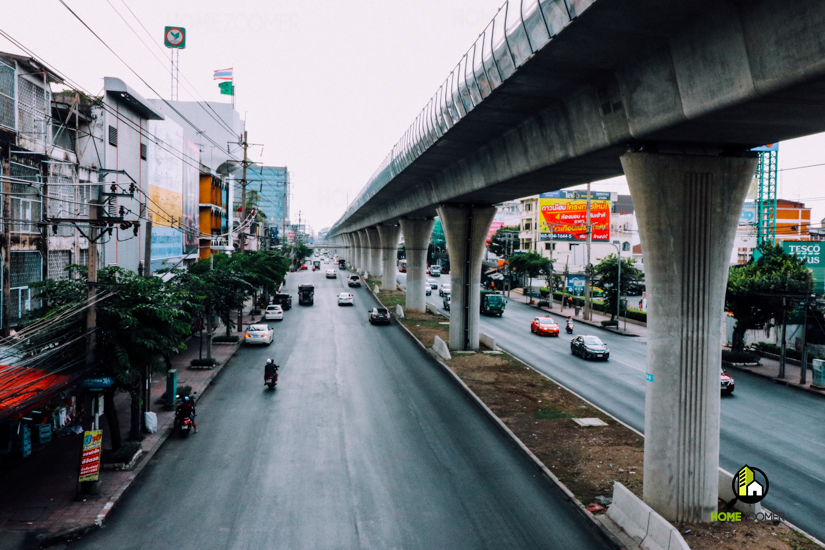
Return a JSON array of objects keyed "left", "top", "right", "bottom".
[{"left": 782, "top": 241, "right": 824, "bottom": 294}]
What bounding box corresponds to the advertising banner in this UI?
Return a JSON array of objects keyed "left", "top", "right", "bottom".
[
  {"left": 539, "top": 191, "right": 611, "bottom": 242},
  {"left": 79, "top": 430, "right": 103, "bottom": 482},
  {"left": 740, "top": 201, "right": 757, "bottom": 226},
  {"left": 181, "top": 139, "right": 199, "bottom": 255},
  {"left": 147, "top": 118, "right": 184, "bottom": 260}
]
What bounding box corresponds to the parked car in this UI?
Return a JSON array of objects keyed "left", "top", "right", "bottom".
[
  {"left": 348, "top": 275, "right": 362, "bottom": 287},
  {"left": 244, "top": 324, "right": 274, "bottom": 345},
  {"left": 326, "top": 269, "right": 337, "bottom": 279},
  {"left": 300, "top": 264, "right": 308, "bottom": 270},
  {"left": 443, "top": 294, "right": 451, "bottom": 311},
  {"left": 368, "top": 307, "right": 391, "bottom": 325},
  {"left": 531, "top": 316, "right": 559, "bottom": 337},
  {"left": 337, "top": 292, "right": 354, "bottom": 306},
  {"left": 264, "top": 304, "right": 284, "bottom": 321},
  {"left": 430, "top": 265, "right": 442, "bottom": 276},
  {"left": 721, "top": 368, "right": 735, "bottom": 394},
  {"left": 428, "top": 279, "right": 439, "bottom": 290},
  {"left": 439, "top": 283, "right": 452, "bottom": 297},
  {"left": 570, "top": 335, "right": 609, "bottom": 360}
]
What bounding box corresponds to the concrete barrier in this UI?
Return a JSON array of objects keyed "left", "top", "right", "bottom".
[
  {"left": 374, "top": 284, "right": 380, "bottom": 293},
  {"left": 433, "top": 335, "right": 452, "bottom": 360},
  {"left": 395, "top": 304, "right": 404, "bottom": 318},
  {"left": 607, "top": 482, "right": 689, "bottom": 550},
  {"left": 719, "top": 469, "right": 761, "bottom": 515},
  {"left": 426, "top": 303, "right": 439, "bottom": 315},
  {"left": 479, "top": 332, "right": 496, "bottom": 351}
]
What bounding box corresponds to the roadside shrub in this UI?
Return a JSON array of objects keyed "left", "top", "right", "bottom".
[
  {"left": 103, "top": 441, "right": 141, "bottom": 464},
  {"left": 601, "top": 320, "right": 618, "bottom": 327},
  {"left": 722, "top": 350, "right": 760, "bottom": 363},
  {"left": 213, "top": 335, "right": 239, "bottom": 343},
  {"left": 190, "top": 358, "right": 217, "bottom": 367}
]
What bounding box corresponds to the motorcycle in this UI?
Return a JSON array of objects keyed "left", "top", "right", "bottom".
[
  {"left": 174, "top": 393, "right": 197, "bottom": 437},
  {"left": 265, "top": 361, "right": 279, "bottom": 390},
  {"left": 565, "top": 322, "right": 574, "bottom": 335}
]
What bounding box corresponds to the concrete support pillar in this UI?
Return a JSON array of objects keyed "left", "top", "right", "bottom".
[
  {"left": 377, "top": 224, "right": 401, "bottom": 291},
  {"left": 621, "top": 151, "right": 757, "bottom": 523},
  {"left": 437, "top": 204, "right": 496, "bottom": 351},
  {"left": 365, "top": 226, "right": 382, "bottom": 278},
  {"left": 400, "top": 218, "right": 435, "bottom": 312},
  {"left": 346, "top": 233, "right": 357, "bottom": 270},
  {"left": 356, "top": 229, "right": 368, "bottom": 275}
]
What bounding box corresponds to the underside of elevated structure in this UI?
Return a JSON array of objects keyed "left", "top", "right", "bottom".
[{"left": 330, "top": 0, "right": 825, "bottom": 236}]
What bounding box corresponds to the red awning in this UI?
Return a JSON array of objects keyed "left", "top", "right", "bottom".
[{"left": 0, "top": 365, "right": 73, "bottom": 416}]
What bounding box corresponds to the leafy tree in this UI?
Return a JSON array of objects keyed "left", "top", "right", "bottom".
[
  {"left": 592, "top": 254, "right": 644, "bottom": 321},
  {"left": 190, "top": 254, "right": 255, "bottom": 337},
  {"left": 96, "top": 267, "right": 194, "bottom": 445},
  {"left": 726, "top": 243, "right": 814, "bottom": 352},
  {"left": 488, "top": 226, "right": 520, "bottom": 257},
  {"left": 508, "top": 252, "right": 552, "bottom": 303}
]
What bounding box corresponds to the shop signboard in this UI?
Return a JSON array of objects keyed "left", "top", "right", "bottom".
[
  {"left": 486, "top": 221, "right": 504, "bottom": 244},
  {"left": 539, "top": 190, "right": 611, "bottom": 242},
  {"left": 147, "top": 118, "right": 185, "bottom": 260},
  {"left": 81, "top": 377, "right": 114, "bottom": 391},
  {"left": 79, "top": 430, "right": 103, "bottom": 483},
  {"left": 782, "top": 241, "right": 824, "bottom": 294}
]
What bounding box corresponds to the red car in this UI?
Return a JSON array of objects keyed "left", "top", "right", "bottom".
[
  {"left": 531, "top": 316, "right": 560, "bottom": 336},
  {"left": 300, "top": 264, "right": 308, "bottom": 270},
  {"left": 721, "top": 368, "right": 735, "bottom": 395}
]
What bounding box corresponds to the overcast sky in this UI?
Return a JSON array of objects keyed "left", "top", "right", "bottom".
[{"left": 2, "top": 1, "right": 824, "bottom": 231}]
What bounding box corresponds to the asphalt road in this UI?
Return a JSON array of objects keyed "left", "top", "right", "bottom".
[
  {"left": 401, "top": 272, "right": 825, "bottom": 540},
  {"left": 67, "top": 265, "right": 612, "bottom": 550}
]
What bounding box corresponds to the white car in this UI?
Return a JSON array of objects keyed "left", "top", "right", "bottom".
[
  {"left": 326, "top": 269, "right": 337, "bottom": 279},
  {"left": 264, "top": 305, "right": 283, "bottom": 321},
  {"left": 430, "top": 265, "right": 442, "bottom": 276},
  {"left": 337, "top": 292, "right": 354, "bottom": 306},
  {"left": 439, "top": 283, "right": 452, "bottom": 296},
  {"left": 428, "top": 279, "right": 439, "bottom": 289},
  {"left": 244, "top": 324, "right": 274, "bottom": 345}
]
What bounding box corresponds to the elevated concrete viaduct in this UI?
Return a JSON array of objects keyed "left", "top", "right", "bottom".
[{"left": 325, "top": 0, "right": 825, "bottom": 523}]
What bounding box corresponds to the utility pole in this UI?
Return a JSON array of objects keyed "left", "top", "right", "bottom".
[
  {"left": 800, "top": 292, "right": 811, "bottom": 385},
  {"left": 86, "top": 201, "right": 100, "bottom": 368},
  {"left": 141, "top": 220, "right": 152, "bottom": 432},
  {"left": 584, "top": 183, "right": 592, "bottom": 321},
  {"left": 239, "top": 130, "right": 248, "bottom": 252}
]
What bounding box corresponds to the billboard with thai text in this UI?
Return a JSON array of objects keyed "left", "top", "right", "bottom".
[{"left": 539, "top": 191, "right": 611, "bottom": 242}]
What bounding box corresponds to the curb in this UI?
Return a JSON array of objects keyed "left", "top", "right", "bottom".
[
  {"left": 367, "top": 286, "right": 624, "bottom": 549},
  {"left": 36, "top": 339, "right": 245, "bottom": 548}
]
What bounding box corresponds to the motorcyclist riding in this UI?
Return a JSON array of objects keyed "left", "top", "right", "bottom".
[
  {"left": 566, "top": 316, "right": 574, "bottom": 333},
  {"left": 265, "top": 358, "right": 279, "bottom": 386},
  {"left": 175, "top": 395, "right": 197, "bottom": 433}
]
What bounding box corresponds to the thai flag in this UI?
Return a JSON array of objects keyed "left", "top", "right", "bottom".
[{"left": 213, "top": 68, "right": 233, "bottom": 81}]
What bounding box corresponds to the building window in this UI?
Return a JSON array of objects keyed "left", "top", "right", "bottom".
[
  {"left": 0, "top": 59, "right": 14, "bottom": 130},
  {"left": 10, "top": 163, "right": 42, "bottom": 234},
  {"left": 48, "top": 250, "right": 72, "bottom": 280},
  {"left": 544, "top": 243, "right": 556, "bottom": 251},
  {"left": 10, "top": 251, "right": 42, "bottom": 324},
  {"left": 622, "top": 241, "right": 630, "bottom": 251},
  {"left": 524, "top": 202, "right": 532, "bottom": 212},
  {"left": 140, "top": 143, "right": 147, "bottom": 160},
  {"left": 109, "top": 125, "right": 118, "bottom": 147},
  {"left": 17, "top": 76, "right": 47, "bottom": 138},
  {"left": 524, "top": 221, "right": 532, "bottom": 231}
]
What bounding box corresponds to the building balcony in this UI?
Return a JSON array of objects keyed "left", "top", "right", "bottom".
[{"left": 199, "top": 203, "right": 226, "bottom": 217}]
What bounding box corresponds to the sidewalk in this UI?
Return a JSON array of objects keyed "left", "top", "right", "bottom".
[
  {"left": 0, "top": 308, "right": 261, "bottom": 549},
  {"left": 722, "top": 352, "right": 825, "bottom": 397},
  {"left": 504, "top": 289, "right": 646, "bottom": 337}
]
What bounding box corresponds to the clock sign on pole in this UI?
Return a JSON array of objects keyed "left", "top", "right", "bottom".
[{"left": 164, "top": 26, "right": 185, "bottom": 100}]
